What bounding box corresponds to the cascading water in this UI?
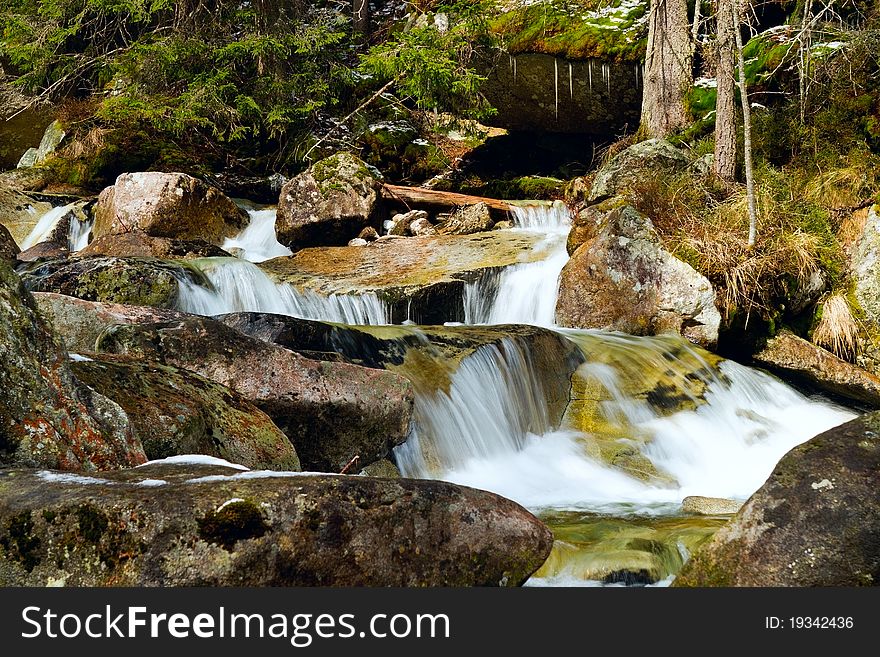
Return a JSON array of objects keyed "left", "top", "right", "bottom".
[
  {"left": 222, "top": 208, "right": 292, "bottom": 263},
  {"left": 68, "top": 214, "right": 94, "bottom": 251},
  {"left": 464, "top": 202, "right": 571, "bottom": 326},
  {"left": 20, "top": 203, "right": 94, "bottom": 252},
  {"left": 176, "top": 257, "right": 391, "bottom": 324}
]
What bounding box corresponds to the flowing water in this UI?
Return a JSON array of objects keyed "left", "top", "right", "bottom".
[
  {"left": 222, "top": 208, "right": 293, "bottom": 263},
  {"left": 176, "top": 202, "right": 855, "bottom": 585},
  {"left": 20, "top": 203, "right": 94, "bottom": 252}
]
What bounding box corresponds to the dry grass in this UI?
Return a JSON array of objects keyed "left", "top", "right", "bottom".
[
  {"left": 813, "top": 293, "right": 860, "bottom": 362},
  {"left": 804, "top": 158, "right": 879, "bottom": 211}
]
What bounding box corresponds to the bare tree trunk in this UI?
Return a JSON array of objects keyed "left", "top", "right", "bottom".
[
  {"left": 733, "top": 0, "right": 757, "bottom": 246},
  {"left": 691, "top": 0, "right": 702, "bottom": 54},
  {"left": 714, "top": 0, "right": 737, "bottom": 181},
  {"left": 641, "top": 0, "right": 693, "bottom": 137},
  {"left": 798, "top": 0, "right": 814, "bottom": 124},
  {"left": 353, "top": 0, "right": 370, "bottom": 40}
]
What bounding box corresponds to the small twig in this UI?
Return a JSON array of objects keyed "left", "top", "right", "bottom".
[{"left": 339, "top": 455, "right": 360, "bottom": 475}]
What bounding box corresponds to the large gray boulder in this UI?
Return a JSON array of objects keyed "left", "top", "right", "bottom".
[
  {"left": 0, "top": 259, "right": 143, "bottom": 471},
  {"left": 555, "top": 205, "right": 720, "bottom": 348},
  {"left": 852, "top": 204, "right": 880, "bottom": 327},
  {"left": 0, "top": 462, "right": 554, "bottom": 586},
  {"left": 94, "top": 172, "right": 248, "bottom": 244},
  {"left": 675, "top": 412, "right": 880, "bottom": 586},
  {"left": 95, "top": 316, "right": 414, "bottom": 473},
  {"left": 276, "top": 152, "right": 382, "bottom": 249},
  {"left": 589, "top": 139, "right": 690, "bottom": 201}
]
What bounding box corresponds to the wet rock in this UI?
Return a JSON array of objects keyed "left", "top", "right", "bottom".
[
  {"left": 16, "top": 242, "right": 68, "bottom": 262},
  {"left": 259, "top": 230, "right": 546, "bottom": 324},
  {"left": 361, "top": 459, "right": 401, "bottom": 479},
  {"left": 0, "top": 225, "right": 18, "bottom": 262},
  {"left": 95, "top": 316, "right": 414, "bottom": 473},
  {"left": 276, "top": 152, "right": 382, "bottom": 249},
  {"left": 589, "top": 139, "right": 690, "bottom": 202},
  {"left": 674, "top": 412, "right": 880, "bottom": 586},
  {"left": 72, "top": 355, "right": 300, "bottom": 471},
  {"left": 33, "top": 293, "right": 189, "bottom": 353},
  {"left": 556, "top": 205, "right": 721, "bottom": 348},
  {"left": 435, "top": 202, "right": 494, "bottom": 235},
  {"left": 94, "top": 172, "right": 248, "bottom": 244},
  {"left": 0, "top": 259, "right": 143, "bottom": 470},
  {"left": 81, "top": 231, "right": 232, "bottom": 260},
  {"left": 409, "top": 217, "right": 436, "bottom": 236},
  {"left": 0, "top": 462, "right": 553, "bottom": 586},
  {"left": 753, "top": 331, "right": 880, "bottom": 407},
  {"left": 493, "top": 220, "right": 512, "bottom": 231},
  {"left": 682, "top": 496, "right": 743, "bottom": 516},
  {"left": 358, "top": 226, "right": 380, "bottom": 241},
  {"left": 17, "top": 256, "right": 209, "bottom": 309},
  {"left": 389, "top": 210, "right": 429, "bottom": 236},
  {"left": 0, "top": 187, "right": 52, "bottom": 245},
  {"left": 347, "top": 238, "right": 368, "bottom": 247}
]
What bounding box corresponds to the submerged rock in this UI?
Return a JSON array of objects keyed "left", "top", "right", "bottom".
[
  {"left": 94, "top": 172, "right": 248, "bottom": 244},
  {"left": 17, "top": 256, "right": 209, "bottom": 309},
  {"left": 33, "top": 293, "right": 188, "bottom": 353},
  {"left": 0, "top": 259, "right": 143, "bottom": 470},
  {"left": 276, "top": 152, "right": 382, "bottom": 249},
  {"left": 0, "top": 462, "right": 553, "bottom": 586},
  {"left": 81, "top": 230, "right": 232, "bottom": 260},
  {"left": 556, "top": 205, "right": 721, "bottom": 348},
  {"left": 95, "top": 316, "right": 414, "bottom": 473},
  {"left": 589, "top": 139, "right": 690, "bottom": 202},
  {"left": 674, "top": 412, "right": 880, "bottom": 586},
  {"left": 259, "top": 230, "right": 546, "bottom": 324},
  {"left": 72, "top": 355, "right": 300, "bottom": 471},
  {"left": 754, "top": 331, "right": 880, "bottom": 407}
]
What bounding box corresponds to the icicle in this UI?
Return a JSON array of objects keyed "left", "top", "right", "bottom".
[
  {"left": 569, "top": 63, "right": 573, "bottom": 101},
  {"left": 588, "top": 59, "right": 592, "bottom": 94},
  {"left": 606, "top": 63, "right": 611, "bottom": 94},
  {"left": 554, "top": 58, "right": 559, "bottom": 119},
  {"left": 513, "top": 56, "right": 517, "bottom": 83}
]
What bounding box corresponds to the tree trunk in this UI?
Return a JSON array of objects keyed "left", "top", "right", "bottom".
[
  {"left": 641, "top": 0, "right": 693, "bottom": 137},
  {"left": 733, "top": 0, "right": 758, "bottom": 246},
  {"left": 714, "top": 0, "right": 737, "bottom": 181},
  {"left": 353, "top": 0, "right": 371, "bottom": 40},
  {"left": 381, "top": 184, "right": 512, "bottom": 213}
]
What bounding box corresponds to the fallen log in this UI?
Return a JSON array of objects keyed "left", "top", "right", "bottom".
[{"left": 382, "top": 184, "right": 512, "bottom": 213}]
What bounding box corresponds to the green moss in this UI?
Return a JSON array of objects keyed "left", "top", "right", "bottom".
[
  {"left": 0, "top": 511, "right": 41, "bottom": 572},
  {"left": 198, "top": 500, "right": 269, "bottom": 550},
  {"left": 491, "top": 0, "right": 648, "bottom": 63}
]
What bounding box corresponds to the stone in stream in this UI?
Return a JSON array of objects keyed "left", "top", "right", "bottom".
[
  {"left": 276, "top": 152, "right": 383, "bottom": 249},
  {"left": 0, "top": 225, "right": 19, "bottom": 262},
  {"left": 754, "top": 330, "right": 880, "bottom": 407},
  {"left": 435, "top": 202, "right": 494, "bottom": 235},
  {"left": 681, "top": 496, "right": 743, "bottom": 516},
  {"left": 258, "top": 230, "right": 547, "bottom": 324},
  {"left": 674, "top": 412, "right": 880, "bottom": 586},
  {"left": 556, "top": 204, "right": 721, "bottom": 349},
  {"left": 17, "top": 255, "right": 210, "bottom": 309},
  {"left": 95, "top": 316, "right": 414, "bottom": 473},
  {"left": 589, "top": 138, "right": 690, "bottom": 202},
  {"left": 0, "top": 462, "right": 553, "bottom": 586},
  {"left": 94, "top": 172, "right": 249, "bottom": 244},
  {"left": 71, "top": 354, "right": 300, "bottom": 471},
  {"left": 81, "top": 230, "right": 233, "bottom": 260},
  {"left": 0, "top": 258, "right": 143, "bottom": 470},
  {"left": 16, "top": 242, "right": 68, "bottom": 262},
  {"left": 389, "top": 209, "right": 429, "bottom": 236}
]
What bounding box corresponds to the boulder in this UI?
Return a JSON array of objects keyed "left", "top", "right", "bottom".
[
  {"left": 258, "top": 230, "right": 547, "bottom": 324},
  {"left": 276, "top": 152, "right": 382, "bottom": 249},
  {"left": 410, "top": 217, "right": 436, "bottom": 236},
  {"left": 94, "top": 172, "right": 248, "bottom": 244},
  {"left": 389, "top": 210, "right": 429, "bottom": 236},
  {"left": 435, "top": 202, "right": 494, "bottom": 235},
  {"left": 17, "top": 256, "right": 209, "bottom": 309},
  {"left": 0, "top": 225, "right": 18, "bottom": 262},
  {"left": 566, "top": 197, "right": 625, "bottom": 255},
  {"left": 33, "top": 293, "right": 188, "bottom": 353},
  {"left": 589, "top": 139, "right": 690, "bottom": 202},
  {"left": 753, "top": 331, "right": 880, "bottom": 407},
  {"left": 674, "top": 412, "right": 880, "bottom": 586},
  {"left": 0, "top": 462, "right": 553, "bottom": 586},
  {"left": 347, "top": 238, "right": 368, "bottom": 247},
  {"left": 0, "top": 259, "right": 143, "bottom": 471},
  {"left": 72, "top": 355, "right": 300, "bottom": 471},
  {"left": 556, "top": 205, "right": 721, "bottom": 348},
  {"left": 81, "top": 230, "right": 232, "bottom": 260},
  {"left": 0, "top": 187, "right": 52, "bottom": 245},
  {"left": 852, "top": 205, "right": 880, "bottom": 327},
  {"left": 95, "top": 316, "right": 414, "bottom": 473},
  {"left": 682, "top": 496, "right": 743, "bottom": 516},
  {"left": 358, "top": 226, "right": 380, "bottom": 241}
]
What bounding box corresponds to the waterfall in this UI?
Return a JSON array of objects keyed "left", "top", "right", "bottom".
[
  {"left": 20, "top": 203, "right": 94, "bottom": 252},
  {"left": 396, "top": 329, "right": 855, "bottom": 513},
  {"left": 464, "top": 202, "right": 571, "bottom": 326},
  {"left": 176, "top": 257, "right": 391, "bottom": 324},
  {"left": 68, "top": 215, "right": 94, "bottom": 251},
  {"left": 222, "top": 208, "right": 292, "bottom": 263}
]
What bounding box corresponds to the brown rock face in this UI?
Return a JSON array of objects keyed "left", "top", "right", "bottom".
[
  {"left": 675, "top": 412, "right": 880, "bottom": 586},
  {"left": 95, "top": 316, "right": 414, "bottom": 473},
  {"left": 16, "top": 242, "right": 68, "bottom": 262},
  {"left": 276, "top": 152, "right": 382, "bottom": 249},
  {"left": 754, "top": 331, "right": 880, "bottom": 407},
  {"left": 72, "top": 355, "right": 300, "bottom": 471},
  {"left": 81, "top": 230, "right": 232, "bottom": 260},
  {"left": 0, "top": 224, "right": 19, "bottom": 261},
  {"left": 94, "top": 172, "right": 248, "bottom": 244},
  {"left": 0, "top": 259, "right": 143, "bottom": 470},
  {"left": 0, "top": 462, "right": 554, "bottom": 586}
]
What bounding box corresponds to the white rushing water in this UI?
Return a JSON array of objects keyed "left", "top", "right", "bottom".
[
  {"left": 176, "top": 257, "right": 391, "bottom": 324},
  {"left": 222, "top": 208, "right": 292, "bottom": 263},
  {"left": 20, "top": 203, "right": 94, "bottom": 252}
]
